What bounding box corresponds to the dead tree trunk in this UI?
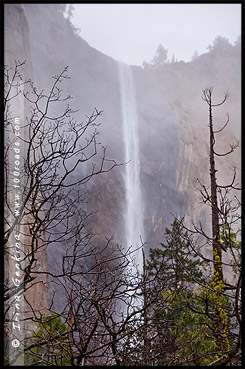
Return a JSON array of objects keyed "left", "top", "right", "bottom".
[
  {"left": 142, "top": 249, "right": 150, "bottom": 366},
  {"left": 202, "top": 87, "right": 238, "bottom": 356}
]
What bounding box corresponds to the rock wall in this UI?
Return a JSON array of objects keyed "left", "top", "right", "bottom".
[
  {"left": 4, "top": 4, "right": 49, "bottom": 335},
  {"left": 5, "top": 4, "right": 241, "bottom": 312}
]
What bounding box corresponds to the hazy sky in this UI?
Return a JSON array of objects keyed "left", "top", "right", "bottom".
[{"left": 71, "top": 3, "right": 241, "bottom": 66}]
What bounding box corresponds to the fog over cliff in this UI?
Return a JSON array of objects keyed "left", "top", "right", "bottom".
[{"left": 5, "top": 4, "right": 241, "bottom": 311}]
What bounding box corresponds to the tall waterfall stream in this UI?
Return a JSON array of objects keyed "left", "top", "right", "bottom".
[{"left": 118, "top": 62, "right": 144, "bottom": 269}]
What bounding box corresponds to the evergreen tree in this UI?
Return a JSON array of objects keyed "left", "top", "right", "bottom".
[
  {"left": 147, "top": 218, "right": 205, "bottom": 291},
  {"left": 24, "top": 313, "right": 76, "bottom": 366},
  {"left": 141, "top": 218, "right": 209, "bottom": 365},
  {"left": 150, "top": 44, "right": 168, "bottom": 68},
  {"left": 143, "top": 44, "right": 168, "bottom": 70},
  {"left": 191, "top": 49, "right": 198, "bottom": 61},
  {"left": 207, "top": 36, "right": 232, "bottom": 52}
]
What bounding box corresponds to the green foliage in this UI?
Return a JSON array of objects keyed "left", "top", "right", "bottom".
[
  {"left": 141, "top": 218, "right": 240, "bottom": 365},
  {"left": 160, "top": 289, "right": 217, "bottom": 365},
  {"left": 147, "top": 218, "right": 206, "bottom": 289},
  {"left": 24, "top": 313, "right": 75, "bottom": 366},
  {"left": 219, "top": 224, "right": 241, "bottom": 276},
  {"left": 141, "top": 218, "right": 218, "bottom": 365}
]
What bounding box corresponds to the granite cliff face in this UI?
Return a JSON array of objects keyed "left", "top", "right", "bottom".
[
  {"left": 5, "top": 4, "right": 241, "bottom": 310},
  {"left": 4, "top": 4, "right": 49, "bottom": 334}
]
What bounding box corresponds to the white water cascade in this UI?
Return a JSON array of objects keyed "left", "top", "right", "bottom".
[{"left": 118, "top": 62, "right": 144, "bottom": 268}]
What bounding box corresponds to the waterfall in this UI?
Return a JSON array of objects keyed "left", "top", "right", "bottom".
[{"left": 117, "top": 62, "right": 144, "bottom": 268}]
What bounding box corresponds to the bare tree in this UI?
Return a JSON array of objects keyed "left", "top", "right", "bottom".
[
  {"left": 16, "top": 236, "right": 152, "bottom": 366},
  {"left": 200, "top": 87, "right": 240, "bottom": 358},
  {"left": 4, "top": 61, "right": 156, "bottom": 367},
  {"left": 168, "top": 87, "right": 241, "bottom": 365},
  {"left": 4, "top": 61, "right": 120, "bottom": 365},
  {"left": 4, "top": 63, "right": 241, "bottom": 366},
  {"left": 139, "top": 87, "right": 241, "bottom": 366}
]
